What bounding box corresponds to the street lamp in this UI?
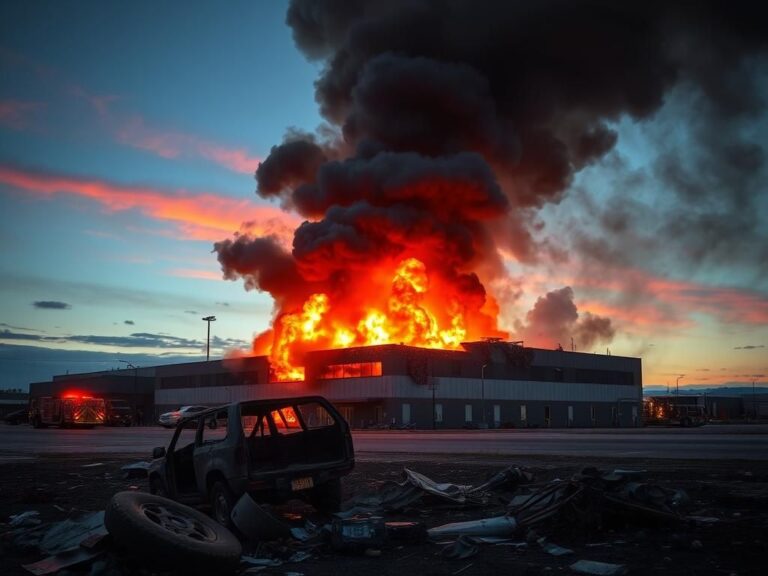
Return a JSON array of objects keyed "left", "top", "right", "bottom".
[
  {"left": 753, "top": 379, "right": 757, "bottom": 420},
  {"left": 676, "top": 374, "right": 684, "bottom": 396},
  {"left": 481, "top": 363, "right": 488, "bottom": 427},
  {"left": 202, "top": 316, "right": 216, "bottom": 361},
  {"left": 118, "top": 360, "right": 139, "bottom": 422}
]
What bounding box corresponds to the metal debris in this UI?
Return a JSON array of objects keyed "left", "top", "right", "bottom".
[
  {"left": 231, "top": 494, "right": 291, "bottom": 541},
  {"left": 427, "top": 515, "right": 518, "bottom": 539},
  {"left": 569, "top": 559, "right": 628, "bottom": 576}
]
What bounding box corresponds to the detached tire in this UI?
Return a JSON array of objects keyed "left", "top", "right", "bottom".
[
  {"left": 105, "top": 491, "right": 241, "bottom": 574},
  {"left": 310, "top": 478, "right": 342, "bottom": 513}
]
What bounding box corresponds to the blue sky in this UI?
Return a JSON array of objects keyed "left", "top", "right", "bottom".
[{"left": 1, "top": 1, "right": 766, "bottom": 390}]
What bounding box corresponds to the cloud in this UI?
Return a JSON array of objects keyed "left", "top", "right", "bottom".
[
  {"left": 124, "top": 320, "right": 134, "bottom": 325},
  {"left": 33, "top": 300, "right": 71, "bottom": 310},
  {"left": 563, "top": 265, "right": 768, "bottom": 332},
  {"left": 515, "top": 286, "right": 615, "bottom": 350},
  {"left": 0, "top": 163, "right": 299, "bottom": 243},
  {"left": 115, "top": 115, "right": 261, "bottom": 174},
  {"left": 0, "top": 100, "right": 45, "bottom": 130},
  {"left": 734, "top": 344, "right": 765, "bottom": 350},
  {"left": 166, "top": 268, "right": 222, "bottom": 281},
  {"left": 0, "top": 328, "right": 247, "bottom": 351},
  {"left": 184, "top": 310, "right": 199, "bottom": 315}
]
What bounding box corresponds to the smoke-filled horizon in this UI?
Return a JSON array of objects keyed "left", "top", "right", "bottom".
[{"left": 215, "top": 0, "right": 768, "bottom": 371}]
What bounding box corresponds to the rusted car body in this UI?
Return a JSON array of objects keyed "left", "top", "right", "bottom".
[{"left": 148, "top": 396, "right": 354, "bottom": 526}]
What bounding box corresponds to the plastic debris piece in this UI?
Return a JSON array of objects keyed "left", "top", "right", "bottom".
[
  {"left": 427, "top": 515, "right": 518, "bottom": 539},
  {"left": 9, "top": 511, "right": 41, "bottom": 527},
  {"left": 441, "top": 535, "right": 480, "bottom": 559},
  {"left": 240, "top": 555, "right": 282, "bottom": 567},
  {"left": 538, "top": 537, "right": 574, "bottom": 556},
  {"left": 570, "top": 560, "right": 627, "bottom": 576},
  {"left": 290, "top": 527, "right": 311, "bottom": 541},
  {"left": 39, "top": 511, "right": 107, "bottom": 556},
  {"left": 231, "top": 494, "right": 291, "bottom": 541}
]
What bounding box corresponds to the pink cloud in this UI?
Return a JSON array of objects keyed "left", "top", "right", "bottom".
[
  {"left": 115, "top": 115, "right": 261, "bottom": 174},
  {"left": 167, "top": 268, "right": 223, "bottom": 281},
  {"left": 572, "top": 265, "right": 768, "bottom": 328},
  {"left": 0, "top": 100, "right": 45, "bottom": 130},
  {"left": 0, "top": 164, "right": 297, "bottom": 243}
]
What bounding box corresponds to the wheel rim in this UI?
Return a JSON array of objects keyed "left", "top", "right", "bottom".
[{"left": 141, "top": 503, "right": 217, "bottom": 542}]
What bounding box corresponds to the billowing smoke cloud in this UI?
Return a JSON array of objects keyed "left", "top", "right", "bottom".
[
  {"left": 216, "top": 0, "right": 768, "bottom": 365},
  {"left": 516, "top": 287, "right": 615, "bottom": 350}
]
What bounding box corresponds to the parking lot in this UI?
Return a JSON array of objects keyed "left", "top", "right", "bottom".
[{"left": 1, "top": 423, "right": 767, "bottom": 461}]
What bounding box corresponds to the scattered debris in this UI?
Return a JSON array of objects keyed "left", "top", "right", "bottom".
[
  {"left": 441, "top": 535, "right": 480, "bottom": 559},
  {"left": 9, "top": 511, "right": 41, "bottom": 528},
  {"left": 538, "top": 537, "right": 574, "bottom": 556},
  {"left": 120, "top": 461, "right": 151, "bottom": 479},
  {"left": 231, "top": 494, "right": 292, "bottom": 542},
  {"left": 428, "top": 515, "right": 518, "bottom": 539},
  {"left": 569, "top": 559, "right": 628, "bottom": 576},
  {"left": 331, "top": 515, "right": 386, "bottom": 551}
]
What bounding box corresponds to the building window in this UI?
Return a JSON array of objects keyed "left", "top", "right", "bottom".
[
  {"left": 435, "top": 403, "right": 443, "bottom": 423},
  {"left": 318, "top": 362, "right": 383, "bottom": 380},
  {"left": 520, "top": 404, "right": 527, "bottom": 425},
  {"left": 464, "top": 404, "right": 473, "bottom": 422}
]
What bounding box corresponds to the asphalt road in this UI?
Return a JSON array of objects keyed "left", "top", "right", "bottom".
[{"left": 1, "top": 424, "right": 766, "bottom": 461}]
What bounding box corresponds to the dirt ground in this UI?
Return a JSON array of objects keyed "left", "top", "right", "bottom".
[{"left": 1, "top": 452, "right": 767, "bottom": 575}]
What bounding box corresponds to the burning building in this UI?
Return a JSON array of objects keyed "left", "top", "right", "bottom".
[{"left": 29, "top": 341, "right": 642, "bottom": 429}]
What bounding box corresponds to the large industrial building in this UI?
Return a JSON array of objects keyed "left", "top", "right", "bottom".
[{"left": 29, "top": 340, "right": 643, "bottom": 428}]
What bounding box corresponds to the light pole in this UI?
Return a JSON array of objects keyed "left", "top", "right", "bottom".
[
  {"left": 676, "top": 374, "right": 684, "bottom": 396},
  {"left": 481, "top": 363, "right": 488, "bottom": 427},
  {"left": 118, "top": 360, "right": 139, "bottom": 422},
  {"left": 202, "top": 316, "right": 216, "bottom": 361}
]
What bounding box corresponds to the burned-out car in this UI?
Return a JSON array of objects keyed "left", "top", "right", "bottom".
[{"left": 148, "top": 396, "right": 354, "bottom": 527}]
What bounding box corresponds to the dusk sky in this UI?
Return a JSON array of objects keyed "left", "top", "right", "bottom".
[{"left": 1, "top": 1, "right": 766, "bottom": 390}]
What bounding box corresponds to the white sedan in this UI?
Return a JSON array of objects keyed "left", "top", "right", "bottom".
[{"left": 158, "top": 405, "right": 209, "bottom": 428}]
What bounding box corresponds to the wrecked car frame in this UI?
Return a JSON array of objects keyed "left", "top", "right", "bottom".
[{"left": 148, "top": 395, "right": 354, "bottom": 527}]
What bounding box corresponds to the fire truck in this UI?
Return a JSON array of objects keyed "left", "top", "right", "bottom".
[
  {"left": 30, "top": 395, "right": 106, "bottom": 428},
  {"left": 643, "top": 396, "right": 707, "bottom": 427}
]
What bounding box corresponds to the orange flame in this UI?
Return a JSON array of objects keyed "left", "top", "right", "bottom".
[{"left": 267, "top": 257, "right": 493, "bottom": 381}]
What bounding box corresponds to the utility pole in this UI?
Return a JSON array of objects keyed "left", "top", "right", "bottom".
[{"left": 202, "top": 316, "right": 216, "bottom": 361}]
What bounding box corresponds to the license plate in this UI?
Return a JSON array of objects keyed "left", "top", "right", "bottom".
[{"left": 291, "top": 477, "right": 314, "bottom": 491}]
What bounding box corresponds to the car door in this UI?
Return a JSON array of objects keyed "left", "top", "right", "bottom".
[{"left": 192, "top": 407, "right": 234, "bottom": 495}]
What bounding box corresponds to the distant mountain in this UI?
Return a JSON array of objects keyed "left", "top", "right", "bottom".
[{"left": 643, "top": 385, "right": 768, "bottom": 396}]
